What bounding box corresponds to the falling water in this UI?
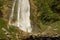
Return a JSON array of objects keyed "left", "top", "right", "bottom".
[
  {"left": 9, "top": 0, "right": 16, "bottom": 25},
  {"left": 8, "top": 0, "right": 32, "bottom": 33}
]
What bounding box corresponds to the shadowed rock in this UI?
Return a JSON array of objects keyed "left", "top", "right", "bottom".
[{"left": 0, "top": 10, "right": 3, "bottom": 18}]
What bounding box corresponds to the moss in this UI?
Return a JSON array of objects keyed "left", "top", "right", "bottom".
[{"left": 0, "top": 18, "right": 7, "bottom": 28}]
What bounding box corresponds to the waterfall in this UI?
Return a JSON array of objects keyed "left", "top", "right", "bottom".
[
  {"left": 8, "top": 0, "right": 32, "bottom": 33},
  {"left": 8, "top": 0, "right": 16, "bottom": 25}
]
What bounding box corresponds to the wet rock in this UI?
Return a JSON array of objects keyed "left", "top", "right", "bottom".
[{"left": 0, "top": 10, "right": 3, "bottom": 18}]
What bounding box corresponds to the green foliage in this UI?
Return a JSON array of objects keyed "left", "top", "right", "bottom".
[
  {"left": 0, "top": 0, "right": 4, "bottom": 9},
  {"left": 34, "top": 0, "right": 60, "bottom": 25},
  {"left": 0, "top": 18, "right": 7, "bottom": 28},
  {"left": 0, "top": 18, "right": 7, "bottom": 38},
  {"left": 0, "top": 18, "right": 21, "bottom": 39}
]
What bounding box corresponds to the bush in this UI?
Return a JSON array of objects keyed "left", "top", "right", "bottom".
[{"left": 34, "top": 0, "right": 60, "bottom": 25}]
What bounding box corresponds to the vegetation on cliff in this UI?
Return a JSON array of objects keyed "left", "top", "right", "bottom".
[
  {"left": 30, "top": 0, "right": 60, "bottom": 32},
  {"left": 0, "top": 0, "right": 60, "bottom": 40}
]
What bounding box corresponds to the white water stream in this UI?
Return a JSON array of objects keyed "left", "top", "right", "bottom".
[{"left": 8, "top": 0, "right": 32, "bottom": 33}]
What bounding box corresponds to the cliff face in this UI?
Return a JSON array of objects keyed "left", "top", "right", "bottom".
[
  {"left": 0, "top": 0, "right": 60, "bottom": 40},
  {"left": 30, "top": 0, "right": 41, "bottom": 33},
  {"left": 1, "top": 0, "right": 13, "bottom": 21},
  {"left": 0, "top": 0, "right": 41, "bottom": 33},
  {"left": 0, "top": 0, "right": 60, "bottom": 33},
  {"left": 30, "top": 0, "right": 60, "bottom": 33}
]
